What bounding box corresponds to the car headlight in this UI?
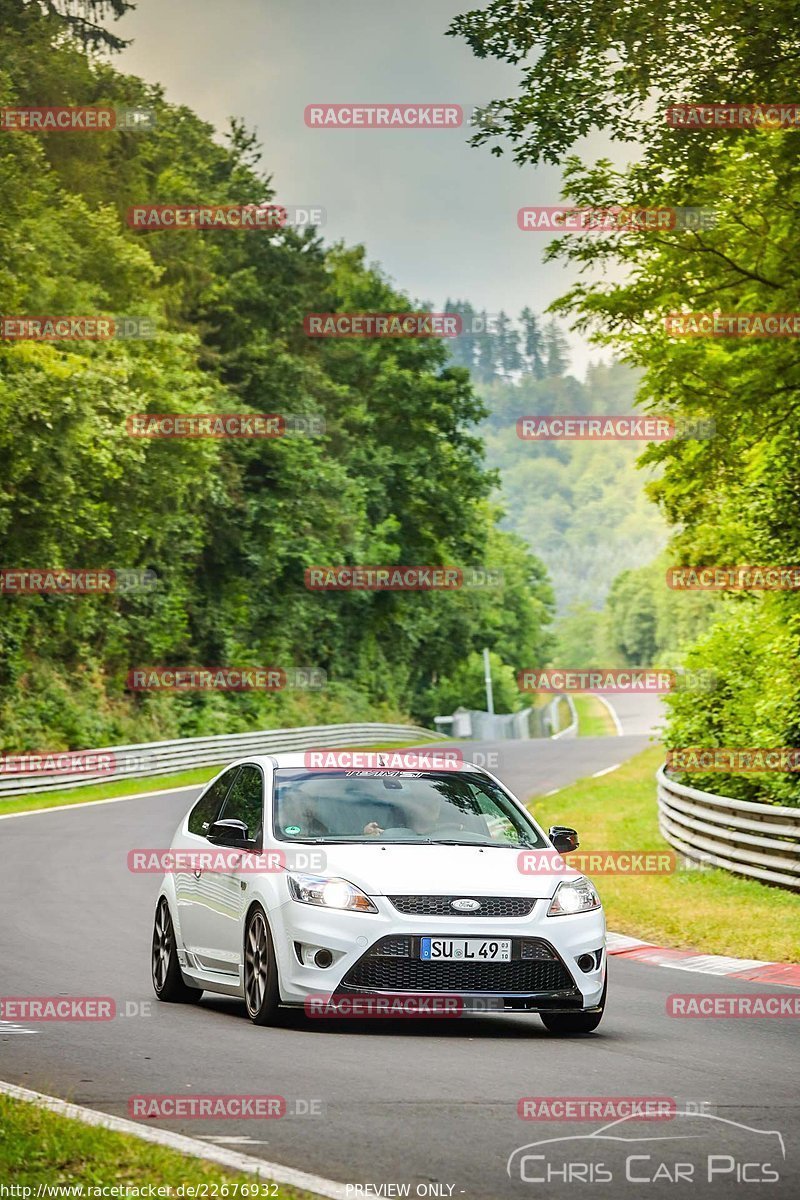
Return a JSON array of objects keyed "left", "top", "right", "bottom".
[
  {"left": 547, "top": 876, "right": 601, "bottom": 917},
  {"left": 288, "top": 873, "right": 378, "bottom": 913}
]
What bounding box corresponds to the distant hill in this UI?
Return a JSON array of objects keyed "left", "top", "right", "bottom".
[{"left": 478, "top": 360, "right": 668, "bottom": 614}]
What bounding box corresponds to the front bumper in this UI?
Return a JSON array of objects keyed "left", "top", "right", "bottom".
[{"left": 270, "top": 895, "right": 606, "bottom": 1011}]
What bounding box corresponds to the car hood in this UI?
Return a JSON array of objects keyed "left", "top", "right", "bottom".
[{"left": 303, "top": 843, "right": 581, "bottom": 900}]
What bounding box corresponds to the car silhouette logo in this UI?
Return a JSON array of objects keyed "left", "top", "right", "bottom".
[{"left": 451, "top": 898, "right": 481, "bottom": 911}]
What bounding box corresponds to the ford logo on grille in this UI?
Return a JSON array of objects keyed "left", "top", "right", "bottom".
[{"left": 451, "top": 898, "right": 481, "bottom": 912}]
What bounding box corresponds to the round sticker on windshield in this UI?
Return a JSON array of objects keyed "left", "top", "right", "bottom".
[{"left": 285, "top": 825, "right": 301, "bottom": 835}]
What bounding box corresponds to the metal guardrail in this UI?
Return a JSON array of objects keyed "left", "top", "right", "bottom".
[
  {"left": 0, "top": 722, "right": 445, "bottom": 799},
  {"left": 551, "top": 695, "right": 578, "bottom": 740},
  {"left": 656, "top": 764, "right": 800, "bottom": 891},
  {"left": 434, "top": 695, "right": 573, "bottom": 740}
]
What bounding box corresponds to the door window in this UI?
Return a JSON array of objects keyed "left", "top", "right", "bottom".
[
  {"left": 218, "top": 764, "right": 264, "bottom": 845},
  {"left": 187, "top": 767, "right": 241, "bottom": 836}
]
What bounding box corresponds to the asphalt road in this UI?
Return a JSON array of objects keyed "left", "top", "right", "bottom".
[{"left": 1, "top": 734, "right": 797, "bottom": 1198}]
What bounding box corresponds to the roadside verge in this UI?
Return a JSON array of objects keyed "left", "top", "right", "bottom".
[{"left": 529, "top": 746, "right": 799, "bottom": 964}]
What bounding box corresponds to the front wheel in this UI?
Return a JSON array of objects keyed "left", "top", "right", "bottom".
[
  {"left": 151, "top": 898, "right": 203, "bottom": 1004},
  {"left": 540, "top": 978, "right": 606, "bottom": 1035},
  {"left": 243, "top": 906, "right": 280, "bottom": 1025}
]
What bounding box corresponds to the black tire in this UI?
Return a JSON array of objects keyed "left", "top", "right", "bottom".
[
  {"left": 151, "top": 898, "right": 203, "bottom": 1004},
  {"left": 540, "top": 978, "right": 606, "bottom": 1035},
  {"left": 243, "top": 906, "right": 280, "bottom": 1025}
]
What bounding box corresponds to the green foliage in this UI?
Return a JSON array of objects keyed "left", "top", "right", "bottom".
[
  {"left": 448, "top": 0, "right": 800, "bottom": 170},
  {"left": 0, "top": 3, "right": 554, "bottom": 749},
  {"left": 664, "top": 596, "right": 800, "bottom": 804},
  {"left": 452, "top": 0, "right": 800, "bottom": 803},
  {"left": 418, "top": 650, "right": 523, "bottom": 722}
]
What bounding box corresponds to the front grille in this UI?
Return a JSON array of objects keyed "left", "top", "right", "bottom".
[
  {"left": 341, "top": 936, "right": 574, "bottom": 994},
  {"left": 388, "top": 895, "right": 536, "bottom": 918},
  {"left": 376, "top": 937, "right": 413, "bottom": 957}
]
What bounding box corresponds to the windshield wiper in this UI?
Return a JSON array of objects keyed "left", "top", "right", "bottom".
[
  {"left": 424, "top": 838, "right": 539, "bottom": 848},
  {"left": 278, "top": 835, "right": 436, "bottom": 844}
]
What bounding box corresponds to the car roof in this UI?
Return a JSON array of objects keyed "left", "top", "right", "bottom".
[{"left": 223, "top": 750, "right": 487, "bottom": 773}]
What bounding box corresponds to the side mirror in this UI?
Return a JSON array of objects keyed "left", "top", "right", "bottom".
[
  {"left": 548, "top": 825, "right": 579, "bottom": 854},
  {"left": 207, "top": 818, "right": 252, "bottom": 848}
]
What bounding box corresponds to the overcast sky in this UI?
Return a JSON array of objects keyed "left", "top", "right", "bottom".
[{"left": 115, "top": 0, "right": 614, "bottom": 377}]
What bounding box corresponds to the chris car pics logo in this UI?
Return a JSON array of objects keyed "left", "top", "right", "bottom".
[{"left": 508, "top": 1111, "right": 785, "bottom": 1185}]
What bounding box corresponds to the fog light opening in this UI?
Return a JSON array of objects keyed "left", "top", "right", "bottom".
[
  {"left": 576, "top": 953, "right": 596, "bottom": 973},
  {"left": 314, "top": 948, "right": 334, "bottom": 968}
]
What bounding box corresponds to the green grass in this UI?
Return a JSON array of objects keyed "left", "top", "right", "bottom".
[
  {"left": 529, "top": 746, "right": 800, "bottom": 963},
  {"left": 555, "top": 697, "right": 573, "bottom": 734},
  {"left": 572, "top": 694, "right": 617, "bottom": 737},
  {"left": 0, "top": 1093, "right": 323, "bottom": 1196},
  {"left": 0, "top": 739, "right": 437, "bottom": 817},
  {"left": 0, "top": 765, "right": 222, "bottom": 816}
]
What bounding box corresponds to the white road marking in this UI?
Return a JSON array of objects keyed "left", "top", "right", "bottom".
[
  {"left": 594, "top": 694, "right": 623, "bottom": 736},
  {"left": 542, "top": 788, "right": 560, "bottom": 797},
  {"left": 592, "top": 763, "right": 621, "bottom": 778},
  {"left": 660, "top": 954, "right": 771, "bottom": 975},
  {"left": 196, "top": 1136, "right": 272, "bottom": 1145},
  {"left": 0, "top": 1080, "right": 349, "bottom": 1200},
  {"left": 605, "top": 932, "right": 652, "bottom": 953},
  {"left": 0, "top": 1021, "right": 39, "bottom": 1036},
  {"left": 606, "top": 932, "right": 795, "bottom": 983}
]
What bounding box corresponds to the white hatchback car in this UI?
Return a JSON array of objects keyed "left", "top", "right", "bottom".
[{"left": 150, "top": 753, "right": 607, "bottom": 1033}]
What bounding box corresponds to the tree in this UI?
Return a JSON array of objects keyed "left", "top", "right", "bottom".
[
  {"left": 520, "top": 307, "right": 547, "bottom": 378},
  {"left": 493, "top": 309, "right": 522, "bottom": 377},
  {"left": 450, "top": 0, "right": 800, "bottom": 803},
  {"left": 28, "top": 0, "right": 134, "bottom": 50},
  {"left": 448, "top": 0, "right": 800, "bottom": 173},
  {"left": 543, "top": 318, "right": 569, "bottom": 377},
  {"left": 0, "top": 0, "right": 558, "bottom": 748}
]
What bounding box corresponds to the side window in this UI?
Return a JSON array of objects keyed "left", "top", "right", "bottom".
[
  {"left": 219, "top": 764, "right": 264, "bottom": 844},
  {"left": 187, "top": 767, "right": 240, "bottom": 836}
]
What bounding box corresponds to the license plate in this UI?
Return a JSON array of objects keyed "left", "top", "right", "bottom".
[{"left": 420, "top": 937, "right": 512, "bottom": 962}]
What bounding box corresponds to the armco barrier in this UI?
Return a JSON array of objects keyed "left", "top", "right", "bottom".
[
  {"left": 656, "top": 764, "right": 800, "bottom": 891},
  {"left": 0, "top": 723, "right": 445, "bottom": 799}
]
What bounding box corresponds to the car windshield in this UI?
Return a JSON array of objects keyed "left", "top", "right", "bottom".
[{"left": 272, "top": 769, "right": 546, "bottom": 847}]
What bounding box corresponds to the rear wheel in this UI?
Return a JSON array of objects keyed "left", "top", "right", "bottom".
[
  {"left": 151, "top": 898, "right": 203, "bottom": 1004},
  {"left": 540, "top": 978, "right": 606, "bottom": 1035},
  {"left": 243, "top": 906, "right": 280, "bottom": 1025}
]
